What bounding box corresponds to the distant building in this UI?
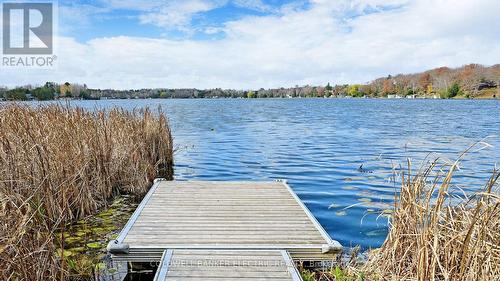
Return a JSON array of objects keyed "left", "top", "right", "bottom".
[{"left": 387, "top": 94, "right": 402, "bottom": 99}]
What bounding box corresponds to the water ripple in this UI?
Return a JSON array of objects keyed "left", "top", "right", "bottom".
[{"left": 67, "top": 98, "right": 499, "bottom": 249}]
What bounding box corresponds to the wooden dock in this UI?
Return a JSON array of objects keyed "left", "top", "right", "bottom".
[
  {"left": 108, "top": 180, "right": 342, "bottom": 280},
  {"left": 153, "top": 249, "right": 302, "bottom": 281}
]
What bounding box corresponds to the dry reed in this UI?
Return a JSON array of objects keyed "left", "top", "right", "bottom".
[
  {"left": 301, "top": 145, "right": 499, "bottom": 281},
  {"left": 364, "top": 147, "right": 499, "bottom": 280},
  {"left": 0, "top": 104, "right": 173, "bottom": 280}
]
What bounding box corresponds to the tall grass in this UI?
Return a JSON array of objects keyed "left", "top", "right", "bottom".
[
  {"left": 364, "top": 149, "right": 499, "bottom": 280},
  {"left": 301, "top": 145, "right": 499, "bottom": 281},
  {"left": 0, "top": 104, "right": 173, "bottom": 280}
]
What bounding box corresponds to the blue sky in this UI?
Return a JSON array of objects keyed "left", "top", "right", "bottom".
[
  {"left": 59, "top": 0, "right": 308, "bottom": 41},
  {"left": 1, "top": 0, "right": 500, "bottom": 89}
]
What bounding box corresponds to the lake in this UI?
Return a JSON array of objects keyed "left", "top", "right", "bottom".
[{"left": 68, "top": 98, "right": 499, "bottom": 249}]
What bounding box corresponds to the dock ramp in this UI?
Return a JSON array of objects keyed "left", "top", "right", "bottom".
[{"left": 153, "top": 249, "right": 302, "bottom": 281}]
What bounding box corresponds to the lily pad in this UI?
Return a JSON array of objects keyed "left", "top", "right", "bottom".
[
  {"left": 56, "top": 249, "right": 74, "bottom": 258},
  {"left": 64, "top": 236, "right": 82, "bottom": 244},
  {"left": 69, "top": 246, "right": 86, "bottom": 252},
  {"left": 86, "top": 242, "right": 102, "bottom": 249},
  {"left": 95, "top": 262, "right": 106, "bottom": 270},
  {"left": 76, "top": 230, "right": 91, "bottom": 237}
]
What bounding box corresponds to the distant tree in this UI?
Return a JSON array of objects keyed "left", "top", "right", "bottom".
[
  {"left": 458, "top": 64, "right": 479, "bottom": 92},
  {"left": 362, "top": 84, "right": 376, "bottom": 97},
  {"left": 441, "top": 83, "right": 462, "bottom": 99},
  {"left": 32, "top": 86, "right": 54, "bottom": 100},
  {"left": 325, "top": 83, "right": 333, "bottom": 97},
  {"left": 316, "top": 87, "right": 325, "bottom": 97},
  {"left": 333, "top": 84, "right": 348, "bottom": 96},
  {"left": 246, "top": 91, "right": 256, "bottom": 98},
  {"left": 60, "top": 82, "right": 71, "bottom": 97},
  {"left": 382, "top": 79, "right": 395, "bottom": 95},
  {"left": 5, "top": 88, "right": 28, "bottom": 101},
  {"left": 418, "top": 73, "right": 432, "bottom": 93},
  {"left": 426, "top": 84, "right": 434, "bottom": 95},
  {"left": 44, "top": 82, "right": 57, "bottom": 91},
  {"left": 71, "top": 84, "right": 85, "bottom": 98},
  {"left": 348, "top": 85, "right": 363, "bottom": 97},
  {"left": 80, "top": 90, "right": 98, "bottom": 100},
  {"left": 310, "top": 87, "right": 318, "bottom": 97},
  {"left": 405, "top": 88, "right": 416, "bottom": 96}
]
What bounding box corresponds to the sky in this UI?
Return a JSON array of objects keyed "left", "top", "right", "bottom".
[{"left": 1, "top": 0, "right": 500, "bottom": 90}]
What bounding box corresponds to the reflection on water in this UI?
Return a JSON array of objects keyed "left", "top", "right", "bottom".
[{"left": 65, "top": 98, "right": 499, "bottom": 249}]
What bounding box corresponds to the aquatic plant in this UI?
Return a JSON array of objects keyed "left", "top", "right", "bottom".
[
  {"left": 363, "top": 147, "right": 499, "bottom": 280},
  {"left": 303, "top": 143, "right": 499, "bottom": 280},
  {"left": 0, "top": 104, "right": 173, "bottom": 280}
]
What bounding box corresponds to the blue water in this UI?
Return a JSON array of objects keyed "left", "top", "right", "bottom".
[{"left": 68, "top": 98, "right": 499, "bottom": 249}]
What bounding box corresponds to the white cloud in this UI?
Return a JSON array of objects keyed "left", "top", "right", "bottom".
[
  {"left": 102, "top": 0, "right": 167, "bottom": 11},
  {"left": 58, "top": 4, "right": 110, "bottom": 33},
  {"left": 138, "top": 0, "right": 226, "bottom": 31},
  {"left": 1, "top": 0, "right": 499, "bottom": 89},
  {"left": 232, "top": 0, "right": 273, "bottom": 12}
]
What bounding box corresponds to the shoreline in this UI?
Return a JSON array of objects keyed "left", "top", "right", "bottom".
[{"left": 1, "top": 95, "right": 499, "bottom": 102}]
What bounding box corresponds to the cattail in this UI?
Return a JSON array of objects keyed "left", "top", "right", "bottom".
[{"left": 0, "top": 104, "right": 173, "bottom": 280}]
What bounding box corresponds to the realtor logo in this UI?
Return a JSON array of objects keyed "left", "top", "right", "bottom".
[{"left": 2, "top": 2, "right": 53, "bottom": 55}]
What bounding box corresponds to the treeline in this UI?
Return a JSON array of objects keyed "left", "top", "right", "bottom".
[
  {"left": 366, "top": 63, "right": 500, "bottom": 98},
  {"left": 1, "top": 64, "right": 498, "bottom": 101},
  {"left": 0, "top": 82, "right": 91, "bottom": 101},
  {"left": 79, "top": 64, "right": 500, "bottom": 99}
]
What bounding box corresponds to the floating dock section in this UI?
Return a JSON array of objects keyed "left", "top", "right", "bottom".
[
  {"left": 153, "top": 249, "right": 302, "bottom": 281},
  {"left": 108, "top": 180, "right": 342, "bottom": 280}
]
